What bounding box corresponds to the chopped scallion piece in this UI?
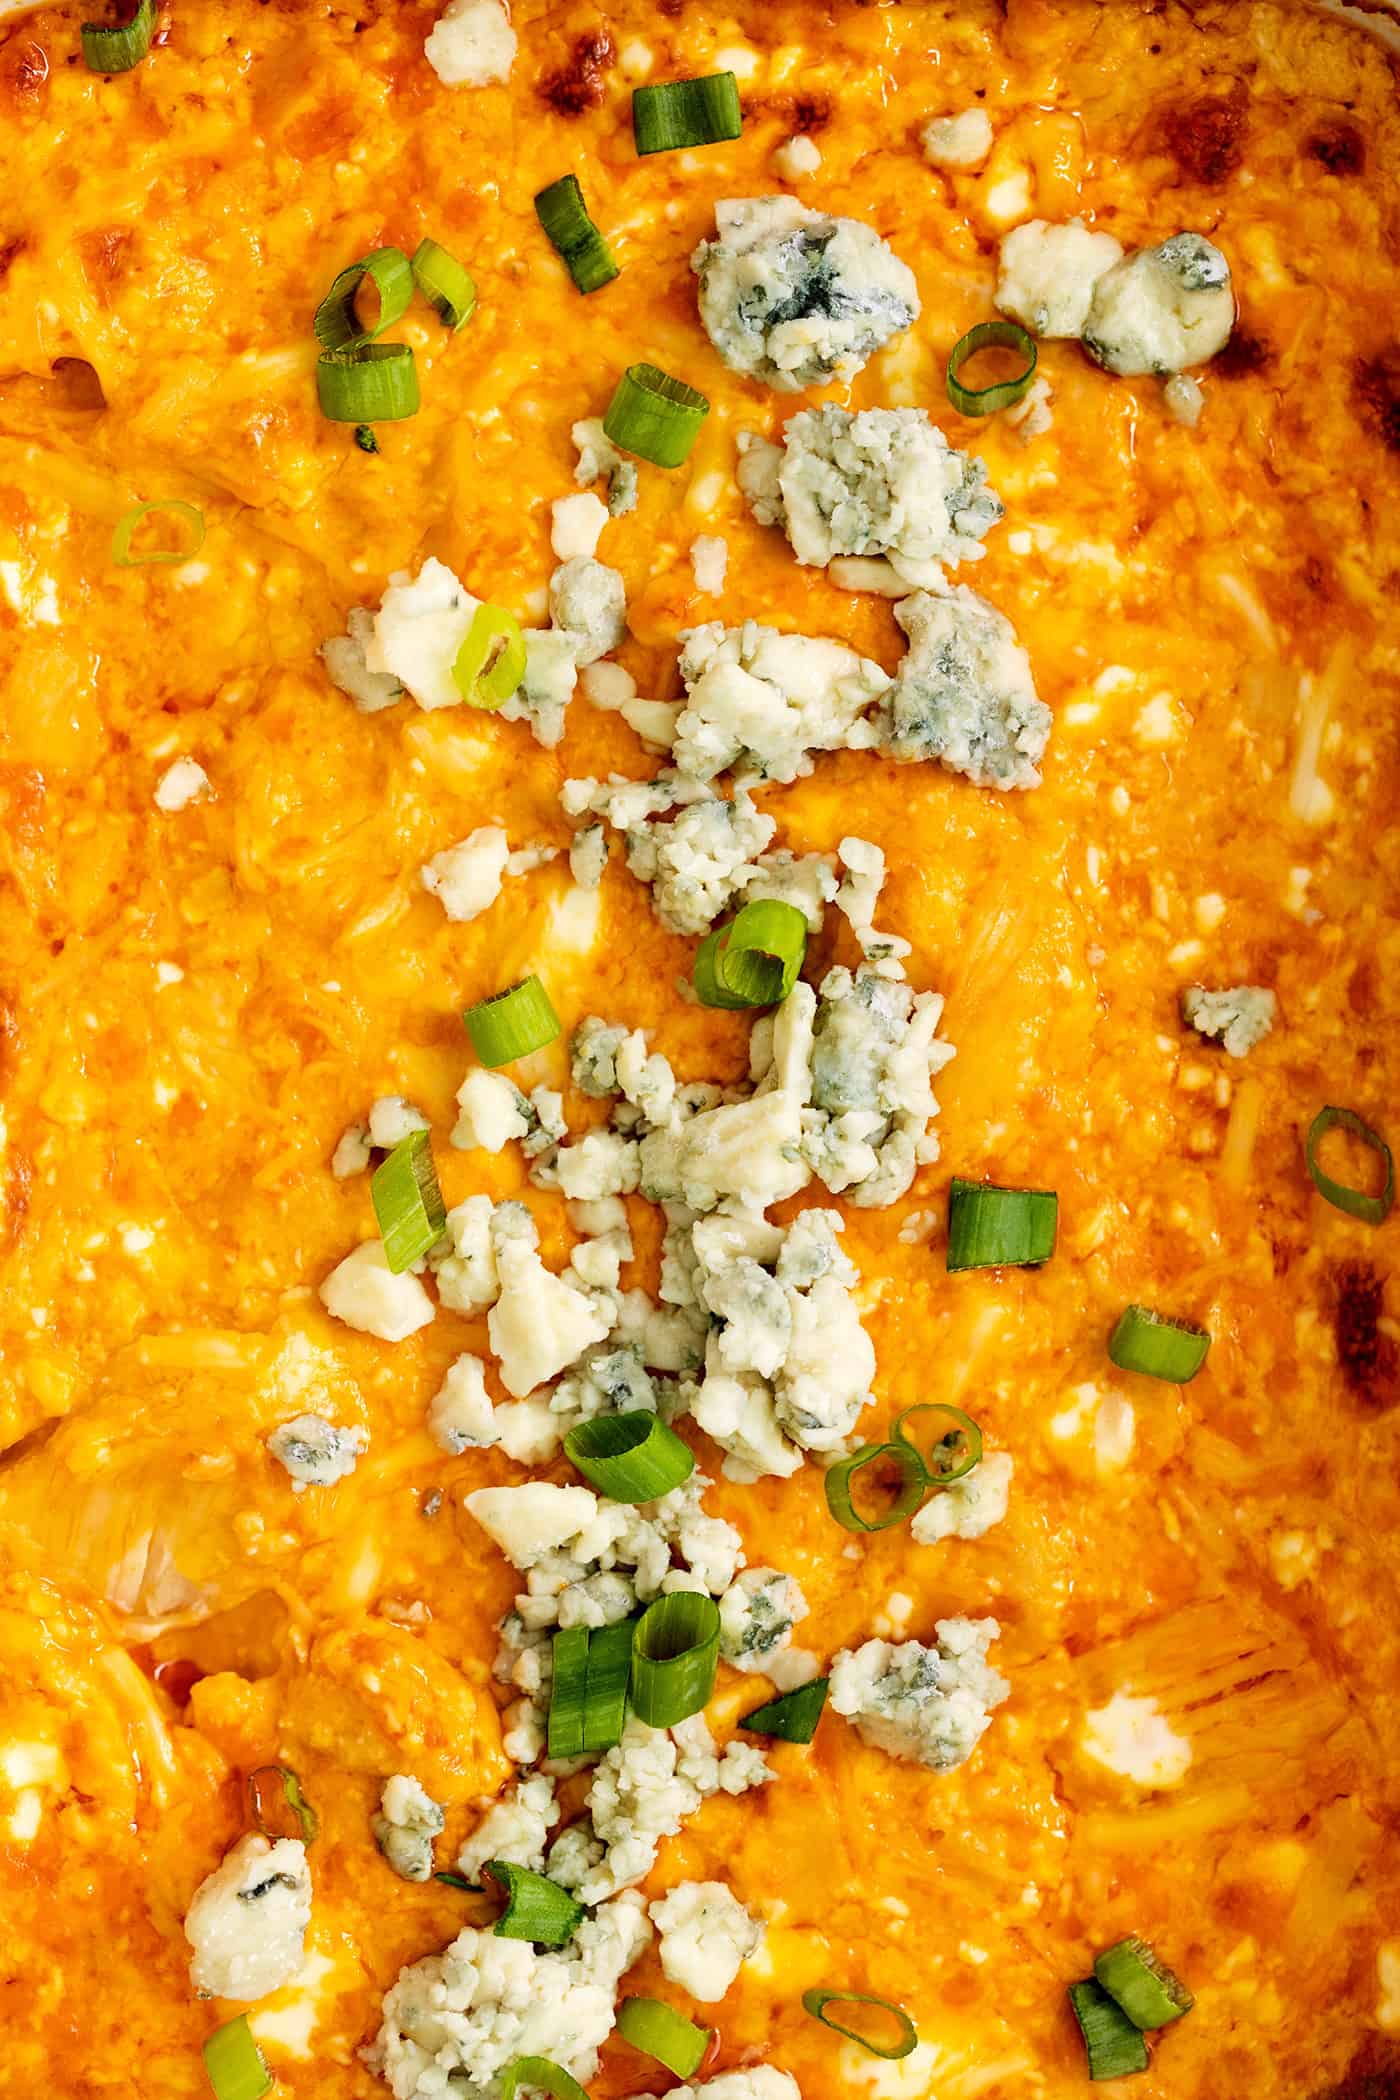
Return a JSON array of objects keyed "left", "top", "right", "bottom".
[
  {"left": 547, "top": 1626, "right": 589, "bottom": 1760},
  {"left": 314, "top": 245, "right": 414, "bottom": 352},
  {"left": 603, "top": 362, "right": 709, "bottom": 468},
  {"left": 892, "top": 1403, "right": 982, "bottom": 1484},
  {"left": 946, "top": 1176, "right": 1057, "bottom": 1271},
  {"left": 316, "top": 344, "right": 420, "bottom": 424},
  {"left": 740, "top": 1676, "right": 829, "bottom": 1744},
  {"left": 1107, "top": 1305, "right": 1210, "bottom": 1384},
  {"left": 499, "top": 2058, "right": 589, "bottom": 2100},
  {"left": 632, "top": 72, "right": 742, "bottom": 155},
  {"left": 564, "top": 1410, "right": 695, "bottom": 1502},
  {"left": 694, "top": 898, "right": 807, "bottom": 1010},
  {"left": 82, "top": 0, "right": 156, "bottom": 74},
  {"left": 111, "top": 499, "right": 205, "bottom": 569},
  {"left": 434, "top": 1870, "right": 479, "bottom": 1891},
  {"left": 371, "top": 1129, "right": 446, "bottom": 1273},
  {"left": 581, "top": 1615, "right": 634, "bottom": 1753},
  {"left": 464, "top": 975, "right": 560, "bottom": 1067},
  {"left": 354, "top": 424, "right": 380, "bottom": 454},
  {"left": 1093, "top": 1937, "right": 1194, "bottom": 2030},
  {"left": 201, "top": 2016, "right": 272, "bottom": 2100},
  {"left": 452, "top": 602, "right": 526, "bottom": 709},
  {"left": 630, "top": 1592, "right": 720, "bottom": 1727},
  {"left": 248, "top": 1763, "right": 319, "bottom": 1847},
  {"left": 946, "top": 320, "right": 1038, "bottom": 417},
  {"left": 1067, "top": 1978, "right": 1149, "bottom": 2080},
  {"left": 802, "top": 1989, "right": 918, "bottom": 2061},
  {"left": 484, "top": 1861, "right": 584, "bottom": 1946},
  {"left": 616, "top": 1997, "right": 709, "bottom": 2079},
  {"left": 1305, "top": 1104, "right": 1395, "bottom": 1225},
  {"left": 534, "top": 176, "right": 619, "bottom": 295},
  {"left": 825, "top": 1442, "right": 927, "bottom": 1534},
  {"left": 411, "top": 237, "right": 477, "bottom": 330}
]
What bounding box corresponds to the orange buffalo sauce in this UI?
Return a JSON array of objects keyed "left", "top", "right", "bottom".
[{"left": 0, "top": 1, "right": 1398, "bottom": 2096}]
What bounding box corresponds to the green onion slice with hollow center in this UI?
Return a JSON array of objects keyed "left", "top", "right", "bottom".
[
  {"left": 82, "top": 0, "right": 155, "bottom": 73},
  {"left": 411, "top": 237, "right": 477, "bottom": 330},
  {"left": 1093, "top": 1936, "right": 1194, "bottom": 2031},
  {"left": 632, "top": 72, "right": 743, "bottom": 155},
  {"left": 824, "top": 1442, "right": 928, "bottom": 1534},
  {"left": 946, "top": 1176, "right": 1057, "bottom": 1272},
  {"left": 946, "top": 320, "right": 1038, "bottom": 417},
  {"left": 371, "top": 1128, "right": 446, "bottom": 1274},
  {"left": 564, "top": 1410, "right": 695, "bottom": 1502},
  {"left": 464, "top": 975, "right": 560, "bottom": 1067},
  {"left": 802, "top": 1989, "right": 919, "bottom": 2062},
  {"left": 452, "top": 602, "right": 526, "bottom": 709},
  {"left": 1108, "top": 1304, "right": 1211, "bottom": 1384},
  {"left": 201, "top": 2015, "right": 272, "bottom": 2100},
  {"left": 615, "top": 1997, "right": 709, "bottom": 2079},
  {"left": 484, "top": 1861, "right": 584, "bottom": 1946},
  {"left": 892, "top": 1403, "right": 983, "bottom": 1485},
  {"left": 111, "top": 499, "right": 205, "bottom": 569},
  {"left": 630, "top": 1592, "right": 720, "bottom": 1727},
  {"left": 694, "top": 898, "right": 808, "bottom": 1010},
  {"left": 1067, "top": 1978, "right": 1150, "bottom": 2080},
  {"left": 534, "top": 176, "right": 619, "bottom": 295},
  {"left": 603, "top": 362, "right": 710, "bottom": 469},
  {"left": 581, "top": 1614, "right": 634, "bottom": 1753},
  {"left": 499, "top": 2059, "right": 590, "bottom": 2100},
  {"left": 1305, "top": 1104, "right": 1395, "bottom": 1225},
  {"left": 547, "top": 1626, "right": 589, "bottom": 1761},
  {"left": 248, "top": 1762, "right": 319, "bottom": 1847},
  {"left": 314, "top": 245, "right": 413, "bottom": 351},
  {"left": 740, "top": 1676, "right": 829, "bottom": 1744},
  {"left": 317, "top": 344, "right": 420, "bottom": 424}
]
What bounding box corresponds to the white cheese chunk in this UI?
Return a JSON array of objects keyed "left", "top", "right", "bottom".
[{"left": 319, "top": 1240, "right": 436, "bottom": 1343}]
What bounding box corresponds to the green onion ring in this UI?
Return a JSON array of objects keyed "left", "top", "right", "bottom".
[
  {"left": 534, "top": 176, "right": 619, "bottom": 295},
  {"left": 802, "top": 1988, "right": 919, "bottom": 2061},
  {"left": 1093, "top": 1936, "right": 1194, "bottom": 2030},
  {"left": 81, "top": 0, "right": 155, "bottom": 73},
  {"left": 248, "top": 1763, "right": 319, "bottom": 1846},
  {"left": 632, "top": 72, "right": 742, "bottom": 155},
  {"left": 630, "top": 1592, "right": 720, "bottom": 1727},
  {"left": 694, "top": 898, "right": 807, "bottom": 1010},
  {"left": 603, "top": 362, "right": 709, "bottom": 469},
  {"left": 564, "top": 1411, "right": 695, "bottom": 1503},
  {"left": 946, "top": 320, "right": 1038, "bottom": 417},
  {"left": 201, "top": 2015, "right": 272, "bottom": 2100},
  {"left": 824, "top": 1442, "right": 927, "bottom": 1534},
  {"left": 371, "top": 1129, "right": 447, "bottom": 1274},
  {"left": 580, "top": 1615, "right": 634, "bottom": 1753},
  {"left": 499, "top": 2058, "right": 590, "bottom": 2100},
  {"left": 484, "top": 1861, "right": 584, "bottom": 1946},
  {"left": 615, "top": 1997, "right": 709, "bottom": 2079},
  {"left": 547, "top": 1626, "right": 589, "bottom": 1761},
  {"left": 1067, "top": 1978, "right": 1150, "bottom": 2080},
  {"left": 411, "top": 236, "right": 477, "bottom": 330},
  {"left": 452, "top": 602, "right": 526, "bottom": 709},
  {"left": 314, "top": 245, "right": 414, "bottom": 351},
  {"left": 1305, "top": 1105, "right": 1395, "bottom": 1225},
  {"left": 316, "top": 344, "right": 420, "bottom": 424},
  {"left": 740, "top": 1676, "right": 829, "bottom": 1744},
  {"left": 1107, "top": 1304, "right": 1211, "bottom": 1384},
  {"left": 892, "top": 1404, "right": 983, "bottom": 1484},
  {"left": 946, "top": 1176, "right": 1058, "bottom": 1271},
  {"left": 111, "top": 500, "right": 205, "bottom": 569},
  {"left": 464, "top": 975, "right": 560, "bottom": 1067}
]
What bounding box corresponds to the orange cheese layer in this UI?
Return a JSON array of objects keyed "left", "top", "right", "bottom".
[{"left": 1, "top": 1, "right": 1399, "bottom": 2096}]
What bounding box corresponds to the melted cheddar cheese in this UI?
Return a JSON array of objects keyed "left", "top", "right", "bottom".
[{"left": 2, "top": 1, "right": 1400, "bottom": 2097}]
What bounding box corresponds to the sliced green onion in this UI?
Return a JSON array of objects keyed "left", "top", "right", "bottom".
[
  {"left": 603, "top": 363, "right": 709, "bottom": 469},
  {"left": 452, "top": 602, "right": 526, "bottom": 709},
  {"left": 1108, "top": 1305, "right": 1210, "bottom": 1384},
  {"left": 564, "top": 1411, "right": 694, "bottom": 1502},
  {"left": 314, "top": 246, "right": 413, "bottom": 352},
  {"left": 201, "top": 2016, "right": 272, "bottom": 2100},
  {"left": 825, "top": 1442, "right": 927, "bottom": 1534},
  {"left": 893, "top": 1403, "right": 983, "bottom": 1484},
  {"left": 694, "top": 899, "right": 808, "bottom": 1010},
  {"left": 111, "top": 499, "right": 205, "bottom": 569},
  {"left": 354, "top": 424, "right": 380, "bottom": 454},
  {"left": 1067, "top": 1978, "right": 1149, "bottom": 2080},
  {"left": 802, "top": 1989, "right": 918, "bottom": 2061},
  {"left": 316, "top": 344, "right": 420, "bottom": 424},
  {"left": 946, "top": 1176, "right": 1057, "bottom": 1271},
  {"left": 248, "top": 1763, "right": 319, "bottom": 1847},
  {"left": 484, "top": 1861, "right": 584, "bottom": 1946},
  {"left": 434, "top": 1870, "right": 479, "bottom": 1891},
  {"left": 1305, "top": 1105, "right": 1395, "bottom": 1225},
  {"left": 500, "top": 2060, "right": 590, "bottom": 2100},
  {"left": 581, "top": 1615, "right": 635, "bottom": 1753},
  {"left": 630, "top": 1593, "right": 720, "bottom": 1727},
  {"left": 633, "top": 72, "right": 742, "bottom": 155},
  {"left": 464, "top": 975, "right": 560, "bottom": 1067},
  {"left": 741, "top": 1676, "right": 829, "bottom": 1744},
  {"left": 372, "top": 1129, "right": 446, "bottom": 1274},
  {"left": 534, "top": 177, "right": 619, "bottom": 295},
  {"left": 616, "top": 1997, "right": 709, "bottom": 2079},
  {"left": 946, "top": 320, "right": 1038, "bottom": 417},
  {"left": 547, "top": 1626, "right": 589, "bottom": 1761},
  {"left": 411, "top": 237, "right": 477, "bottom": 331},
  {"left": 1094, "top": 1937, "right": 1194, "bottom": 2030},
  {"left": 82, "top": 0, "right": 155, "bottom": 73}
]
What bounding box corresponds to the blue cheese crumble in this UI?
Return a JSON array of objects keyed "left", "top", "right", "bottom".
[
  {"left": 829, "top": 1620, "right": 1010, "bottom": 1772},
  {"left": 884, "top": 584, "right": 1051, "bottom": 790},
  {"left": 1181, "top": 982, "right": 1277, "bottom": 1057},
  {"left": 267, "top": 1412, "right": 367, "bottom": 1489}
]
